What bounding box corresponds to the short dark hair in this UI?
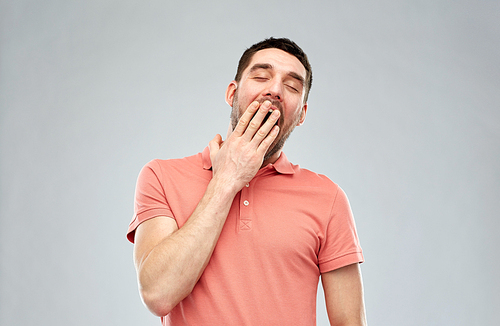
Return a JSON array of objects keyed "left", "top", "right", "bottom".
[{"left": 234, "top": 37, "right": 313, "bottom": 102}]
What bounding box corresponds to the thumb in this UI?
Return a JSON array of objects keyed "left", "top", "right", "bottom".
[{"left": 208, "top": 134, "right": 223, "bottom": 164}]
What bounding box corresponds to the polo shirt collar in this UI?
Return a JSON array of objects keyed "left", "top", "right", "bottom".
[{"left": 201, "top": 146, "right": 295, "bottom": 175}]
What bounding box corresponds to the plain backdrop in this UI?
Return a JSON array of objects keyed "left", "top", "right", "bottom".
[{"left": 1, "top": 1, "right": 499, "bottom": 325}]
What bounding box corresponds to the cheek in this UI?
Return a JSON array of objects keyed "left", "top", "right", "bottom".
[
  {"left": 233, "top": 92, "right": 249, "bottom": 111},
  {"left": 283, "top": 104, "right": 302, "bottom": 125},
  {"left": 238, "top": 83, "right": 263, "bottom": 102}
]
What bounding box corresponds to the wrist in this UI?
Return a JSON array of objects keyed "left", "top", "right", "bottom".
[{"left": 209, "top": 174, "right": 242, "bottom": 199}]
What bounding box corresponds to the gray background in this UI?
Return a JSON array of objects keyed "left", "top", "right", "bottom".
[{"left": 1, "top": 1, "right": 499, "bottom": 325}]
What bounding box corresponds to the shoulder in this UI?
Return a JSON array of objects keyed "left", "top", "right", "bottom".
[
  {"left": 291, "top": 164, "right": 340, "bottom": 192},
  {"left": 135, "top": 152, "right": 207, "bottom": 188},
  {"left": 142, "top": 152, "right": 204, "bottom": 174},
  {"left": 138, "top": 151, "right": 212, "bottom": 191}
]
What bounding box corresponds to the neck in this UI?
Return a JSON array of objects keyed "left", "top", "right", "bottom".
[{"left": 261, "top": 149, "right": 282, "bottom": 168}]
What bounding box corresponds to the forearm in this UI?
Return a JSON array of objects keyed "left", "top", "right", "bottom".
[{"left": 137, "top": 177, "right": 238, "bottom": 316}]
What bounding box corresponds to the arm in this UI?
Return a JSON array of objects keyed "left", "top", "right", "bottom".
[
  {"left": 133, "top": 101, "right": 280, "bottom": 317},
  {"left": 321, "top": 263, "right": 367, "bottom": 326}
]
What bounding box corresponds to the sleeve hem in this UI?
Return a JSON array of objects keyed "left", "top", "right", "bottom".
[
  {"left": 126, "top": 208, "right": 174, "bottom": 243},
  {"left": 319, "top": 251, "right": 364, "bottom": 273}
]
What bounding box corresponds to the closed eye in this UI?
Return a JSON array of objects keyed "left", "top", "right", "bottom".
[{"left": 285, "top": 84, "right": 299, "bottom": 93}]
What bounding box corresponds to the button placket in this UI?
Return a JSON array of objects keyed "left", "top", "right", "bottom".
[{"left": 239, "top": 181, "right": 252, "bottom": 231}]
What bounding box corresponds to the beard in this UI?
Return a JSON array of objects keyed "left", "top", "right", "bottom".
[{"left": 230, "top": 92, "right": 301, "bottom": 162}]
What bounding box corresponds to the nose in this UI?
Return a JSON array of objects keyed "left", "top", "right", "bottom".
[{"left": 264, "top": 78, "right": 283, "bottom": 101}]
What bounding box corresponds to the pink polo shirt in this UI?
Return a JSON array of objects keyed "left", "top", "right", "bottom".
[{"left": 128, "top": 148, "right": 363, "bottom": 325}]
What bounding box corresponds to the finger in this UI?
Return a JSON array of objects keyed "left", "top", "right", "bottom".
[
  {"left": 256, "top": 124, "right": 280, "bottom": 156},
  {"left": 252, "top": 108, "right": 280, "bottom": 143},
  {"left": 232, "top": 101, "right": 260, "bottom": 136},
  {"left": 242, "top": 100, "right": 273, "bottom": 141}
]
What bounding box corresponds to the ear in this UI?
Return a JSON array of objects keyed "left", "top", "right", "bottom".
[
  {"left": 225, "top": 81, "right": 238, "bottom": 107},
  {"left": 296, "top": 103, "right": 308, "bottom": 126}
]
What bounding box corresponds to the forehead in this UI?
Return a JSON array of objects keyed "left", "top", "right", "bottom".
[{"left": 244, "top": 48, "right": 306, "bottom": 79}]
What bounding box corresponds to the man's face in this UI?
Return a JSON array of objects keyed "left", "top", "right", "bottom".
[{"left": 226, "top": 48, "right": 308, "bottom": 161}]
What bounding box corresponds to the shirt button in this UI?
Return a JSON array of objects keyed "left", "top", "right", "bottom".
[
  {"left": 243, "top": 200, "right": 249, "bottom": 206},
  {"left": 245, "top": 183, "right": 250, "bottom": 187}
]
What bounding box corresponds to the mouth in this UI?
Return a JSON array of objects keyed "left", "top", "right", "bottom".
[
  {"left": 258, "top": 107, "right": 282, "bottom": 129},
  {"left": 258, "top": 99, "right": 282, "bottom": 126},
  {"left": 263, "top": 108, "right": 274, "bottom": 124}
]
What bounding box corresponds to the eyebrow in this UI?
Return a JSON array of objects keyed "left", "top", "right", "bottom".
[{"left": 249, "top": 63, "right": 305, "bottom": 86}]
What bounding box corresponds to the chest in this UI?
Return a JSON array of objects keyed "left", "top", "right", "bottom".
[{"left": 164, "top": 171, "right": 334, "bottom": 267}]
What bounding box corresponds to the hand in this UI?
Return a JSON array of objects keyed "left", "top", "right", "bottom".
[{"left": 209, "top": 100, "right": 280, "bottom": 193}]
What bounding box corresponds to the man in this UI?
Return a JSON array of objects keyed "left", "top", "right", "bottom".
[{"left": 127, "top": 37, "right": 366, "bottom": 325}]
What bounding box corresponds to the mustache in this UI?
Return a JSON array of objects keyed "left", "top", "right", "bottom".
[{"left": 257, "top": 97, "right": 283, "bottom": 112}]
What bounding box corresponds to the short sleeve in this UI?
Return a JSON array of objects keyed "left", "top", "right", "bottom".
[
  {"left": 126, "top": 160, "right": 174, "bottom": 243},
  {"left": 318, "top": 186, "right": 364, "bottom": 273}
]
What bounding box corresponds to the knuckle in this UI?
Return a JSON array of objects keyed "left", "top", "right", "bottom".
[
  {"left": 249, "top": 121, "right": 260, "bottom": 129},
  {"left": 257, "top": 129, "right": 267, "bottom": 137}
]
